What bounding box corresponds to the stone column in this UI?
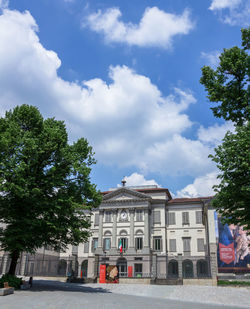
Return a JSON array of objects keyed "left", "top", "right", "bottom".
[
  {"left": 110, "top": 209, "right": 118, "bottom": 255},
  {"left": 111, "top": 209, "right": 117, "bottom": 248},
  {"left": 2, "top": 255, "right": 9, "bottom": 274},
  {"left": 178, "top": 253, "right": 183, "bottom": 278},
  {"left": 78, "top": 261, "right": 82, "bottom": 278},
  {"left": 129, "top": 208, "right": 135, "bottom": 248},
  {"left": 210, "top": 243, "right": 218, "bottom": 279},
  {"left": 127, "top": 209, "right": 135, "bottom": 254},
  {"left": 151, "top": 254, "right": 157, "bottom": 279},
  {"left": 96, "top": 210, "right": 104, "bottom": 254},
  {"left": 193, "top": 260, "right": 197, "bottom": 278},
  {"left": 20, "top": 253, "right": 27, "bottom": 276},
  {"left": 142, "top": 209, "right": 150, "bottom": 254}
]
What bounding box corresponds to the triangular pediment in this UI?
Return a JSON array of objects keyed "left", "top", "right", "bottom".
[{"left": 102, "top": 187, "right": 151, "bottom": 202}]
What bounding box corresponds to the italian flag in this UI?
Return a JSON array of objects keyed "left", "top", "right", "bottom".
[{"left": 119, "top": 239, "right": 123, "bottom": 253}]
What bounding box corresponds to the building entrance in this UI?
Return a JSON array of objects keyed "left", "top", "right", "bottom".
[{"left": 117, "top": 258, "right": 127, "bottom": 277}]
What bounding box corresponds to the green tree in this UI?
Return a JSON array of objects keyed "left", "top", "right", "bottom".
[
  {"left": 200, "top": 28, "right": 249, "bottom": 126},
  {"left": 0, "top": 105, "right": 102, "bottom": 275},
  {"left": 209, "top": 124, "right": 250, "bottom": 228},
  {"left": 200, "top": 27, "right": 250, "bottom": 228}
]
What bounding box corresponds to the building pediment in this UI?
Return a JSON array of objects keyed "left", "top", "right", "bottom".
[{"left": 102, "top": 187, "right": 151, "bottom": 202}]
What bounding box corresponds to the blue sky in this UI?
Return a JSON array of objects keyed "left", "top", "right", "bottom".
[{"left": 0, "top": 0, "right": 249, "bottom": 196}]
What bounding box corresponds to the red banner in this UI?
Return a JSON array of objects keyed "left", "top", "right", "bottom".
[
  {"left": 128, "top": 266, "right": 133, "bottom": 277},
  {"left": 219, "top": 243, "right": 235, "bottom": 264},
  {"left": 99, "top": 264, "right": 106, "bottom": 283}
]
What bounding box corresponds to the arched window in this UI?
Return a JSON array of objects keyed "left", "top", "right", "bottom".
[
  {"left": 57, "top": 259, "right": 67, "bottom": 276},
  {"left": 168, "top": 260, "right": 178, "bottom": 278},
  {"left": 197, "top": 260, "right": 209, "bottom": 277},
  {"left": 81, "top": 260, "right": 88, "bottom": 277},
  {"left": 104, "top": 230, "right": 112, "bottom": 236},
  {"left": 182, "top": 260, "right": 193, "bottom": 278},
  {"left": 119, "top": 229, "right": 128, "bottom": 236},
  {"left": 135, "top": 229, "right": 143, "bottom": 235}
]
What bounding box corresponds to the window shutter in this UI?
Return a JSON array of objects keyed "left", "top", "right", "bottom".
[
  {"left": 182, "top": 212, "right": 189, "bottom": 224},
  {"left": 160, "top": 238, "right": 162, "bottom": 251},
  {"left": 170, "top": 239, "right": 176, "bottom": 252},
  {"left": 196, "top": 211, "right": 202, "bottom": 224},
  {"left": 183, "top": 238, "right": 190, "bottom": 251},
  {"left": 169, "top": 213, "right": 176, "bottom": 225},
  {"left": 94, "top": 213, "right": 99, "bottom": 226},
  {"left": 197, "top": 238, "right": 205, "bottom": 252},
  {"left": 91, "top": 240, "right": 94, "bottom": 252},
  {"left": 153, "top": 211, "right": 161, "bottom": 224},
  {"left": 84, "top": 242, "right": 89, "bottom": 253}
]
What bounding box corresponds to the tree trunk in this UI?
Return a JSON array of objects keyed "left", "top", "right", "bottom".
[{"left": 8, "top": 250, "right": 20, "bottom": 276}]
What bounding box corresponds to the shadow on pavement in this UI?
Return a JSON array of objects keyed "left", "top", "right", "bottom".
[{"left": 27, "top": 280, "right": 111, "bottom": 294}]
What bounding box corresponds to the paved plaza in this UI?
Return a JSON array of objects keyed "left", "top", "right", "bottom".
[{"left": 0, "top": 279, "right": 249, "bottom": 309}]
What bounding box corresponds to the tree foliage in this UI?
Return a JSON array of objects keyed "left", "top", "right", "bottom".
[
  {"left": 209, "top": 124, "right": 250, "bottom": 228},
  {"left": 200, "top": 27, "right": 250, "bottom": 229},
  {"left": 0, "top": 105, "right": 102, "bottom": 274},
  {"left": 200, "top": 28, "right": 249, "bottom": 126}
]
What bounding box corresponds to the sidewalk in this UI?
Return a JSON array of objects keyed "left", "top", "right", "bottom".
[{"left": 32, "top": 279, "right": 250, "bottom": 308}]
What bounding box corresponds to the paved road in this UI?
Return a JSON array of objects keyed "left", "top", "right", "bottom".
[{"left": 0, "top": 280, "right": 248, "bottom": 309}]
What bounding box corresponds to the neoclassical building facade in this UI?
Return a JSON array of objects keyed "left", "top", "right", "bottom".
[{"left": 60, "top": 184, "right": 218, "bottom": 283}]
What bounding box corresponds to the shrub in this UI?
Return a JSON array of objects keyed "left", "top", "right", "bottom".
[{"left": 0, "top": 274, "right": 23, "bottom": 289}]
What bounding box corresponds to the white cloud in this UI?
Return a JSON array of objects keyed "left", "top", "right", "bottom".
[
  {"left": 201, "top": 50, "right": 221, "bottom": 68},
  {"left": 0, "top": 8, "right": 227, "bottom": 187},
  {"left": 117, "top": 173, "right": 160, "bottom": 187},
  {"left": 198, "top": 122, "right": 234, "bottom": 145},
  {"left": 0, "top": 0, "right": 8, "bottom": 10},
  {"left": 209, "top": 0, "right": 242, "bottom": 10},
  {"left": 177, "top": 172, "right": 220, "bottom": 198},
  {"left": 84, "top": 7, "right": 194, "bottom": 48},
  {"left": 209, "top": 0, "right": 250, "bottom": 26}
]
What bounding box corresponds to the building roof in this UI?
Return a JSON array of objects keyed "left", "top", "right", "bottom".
[
  {"left": 168, "top": 197, "right": 213, "bottom": 204},
  {"left": 101, "top": 187, "right": 172, "bottom": 200}
]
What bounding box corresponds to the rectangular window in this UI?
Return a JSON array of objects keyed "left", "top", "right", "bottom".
[
  {"left": 183, "top": 238, "right": 191, "bottom": 252},
  {"left": 182, "top": 212, "right": 189, "bottom": 225},
  {"left": 92, "top": 238, "right": 98, "bottom": 252},
  {"left": 153, "top": 211, "right": 161, "bottom": 224},
  {"left": 72, "top": 245, "right": 78, "bottom": 254},
  {"left": 135, "top": 237, "right": 143, "bottom": 250},
  {"left": 94, "top": 213, "right": 99, "bottom": 226},
  {"left": 136, "top": 210, "right": 143, "bottom": 222},
  {"left": 120, "top": 238, "right": 128, "bottom": 250},
  {"left": 103, "top": 238, "right": 111, "bottom": 251},
  {"left": 84, "top": 242, "right": 89, "bottom": 253},
  {"left": 134, "top": 264, "right": 143, "bottom": 277},
  {"left": 168, "top": 212, "right": 176, "bottom": 225},
  {"left": 196, "top": 211, "right": 203, "bottom": 224},
  {"left": 197, "top": 238, "right": 205, "bottom": 252},
  {"left": 153, "top": 237, "right": 162, "bottom": 251},
  {"left": 105, "top": 211, "right": 112, "bottom": 223},
  {"left": 169, "top": 239, "right": 176, "bottom": 252}
]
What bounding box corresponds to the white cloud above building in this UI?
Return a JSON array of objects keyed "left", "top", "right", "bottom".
[
  {"left": 0, "top": 7, "right": 233, "bottom": 196},
  {"left": 177, "top": 171, "right": 220, "bottom": 198},
  {"left": 117, "top": 173, "right": 160, "bottom": 188},
  {"left": 83, "top": 7, "right": 194, "bottom": 48},
  {"left": 209, "top": 0, "right": 250, "bottom": 26}
]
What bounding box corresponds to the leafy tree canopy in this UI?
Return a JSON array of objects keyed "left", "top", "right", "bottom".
[
  {"left": 200, "top": 27, "right": 249, "bottom": 126},
  {"left": 0, "top": 105, "right": 102, "bottom": 274},
  {"left": 210, "top": 124, "right": 250, "bottom": 229},
  {"left": 200, "top": 27, "right": 250, "bottom": 229}
]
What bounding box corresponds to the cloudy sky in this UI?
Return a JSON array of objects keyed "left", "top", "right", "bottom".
[{"left": 0, "top": 0, "right": 248, "bottom": 196}]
